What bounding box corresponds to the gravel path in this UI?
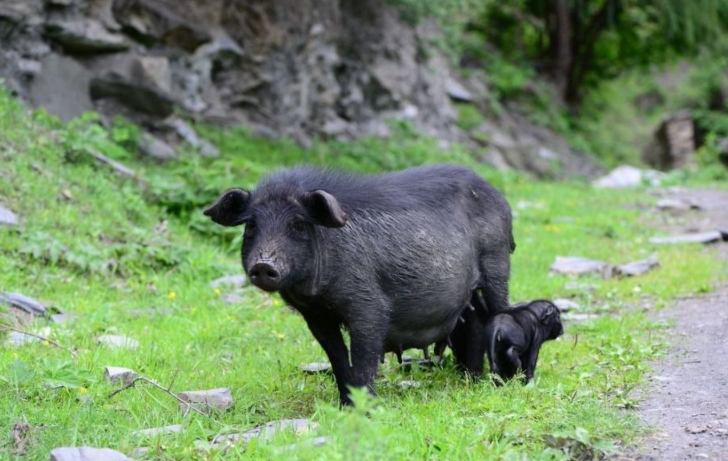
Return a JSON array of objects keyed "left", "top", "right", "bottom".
[{"left": 636, "top": 188, "right": 728, "bottom": 461}]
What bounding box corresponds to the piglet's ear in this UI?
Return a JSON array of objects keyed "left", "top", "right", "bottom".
[
  {"left": 204, "top": 188, "right": 250, "bottom": 227},
  {"left": 540, "top": 304, "right": 558, "bottom": 325},
  {"left": 303, "top": 190, "right": 347, "bottom": 228}
]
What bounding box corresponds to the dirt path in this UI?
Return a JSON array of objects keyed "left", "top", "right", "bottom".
[{"left": 635, "top": 188, "right": 728, "bottom": 461}]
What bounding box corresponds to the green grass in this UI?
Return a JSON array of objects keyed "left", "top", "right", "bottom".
[{"left": 0, "top": 87, "right": 725, "bottom": 460}]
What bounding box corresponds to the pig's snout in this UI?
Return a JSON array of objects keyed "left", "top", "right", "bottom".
[{"left": 249, "top": 261, "right": 281, "bottom": 291}]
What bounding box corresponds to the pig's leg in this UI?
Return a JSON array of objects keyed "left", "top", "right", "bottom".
[
  {"left": 523, "top": 346, "right": 540, "bottom": 383},
  {"left": 302, "top": 314, "right": 353, "bottom": 406},
  {"left": 348, "top": 315, "right": 388, "bottom": 399},
  {"left": 480, "top": 254, "right": 511, "bottom": 314}
]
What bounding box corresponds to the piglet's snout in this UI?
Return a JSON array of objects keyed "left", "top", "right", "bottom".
[{"left": 248, "top": 261, "right": 281, "bottom": 291}]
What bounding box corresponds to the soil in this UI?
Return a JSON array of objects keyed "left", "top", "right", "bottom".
[{"left": 634, "top": 188, "right": 728, "bottom": 461}]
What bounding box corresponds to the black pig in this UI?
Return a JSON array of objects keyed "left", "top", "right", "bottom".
[
  {"left": 204, "top": 165, "right": 514, "bottom": 405},
  {"left": 484, "top": 300, "right": 564, "bottom": 384}
]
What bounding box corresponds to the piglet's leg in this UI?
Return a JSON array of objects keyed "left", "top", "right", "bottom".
[
  {"left": 523, "top": 347, "right": 541, "bottom": 383},
  {"left": 302, "top": 313, "right": 352, "bottom": 406},
  {"left": 505, "top": 346, "right": 522, "bottom": 379}
]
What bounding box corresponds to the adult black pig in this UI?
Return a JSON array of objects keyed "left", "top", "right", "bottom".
[{"left": 204, "top": 165, "right": 514, "bottom": 405}]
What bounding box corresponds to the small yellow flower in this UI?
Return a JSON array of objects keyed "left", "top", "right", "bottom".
[
  {"left": 78, "top": 387, "right": 88, "bottom": 395},
  {"left": 167, "top": 291, "right": 176, "bottom": 300},
  {"left": 544, "top": 224, "right": 561, "bottom": 233},
  {"left": 11, "top": 353, "right": 19, "bottom": 359},
  {"left": 214, "top": 288, "right": 221, "bottom": 295},
  {"left": 273, "top": 299, "right": 281, "bottom": 307},
  {"left": 43, "top": 340, "right": 50, "bottom": 347},
  {"left": 277, "top": 333, "right": 285, "bottom": 340}
]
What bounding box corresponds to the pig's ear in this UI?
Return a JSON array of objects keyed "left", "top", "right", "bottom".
[
  {"left": 204, "top": 188, "right": 250, "bottom": 227},
  {"left": 303, "top": 190, "right": 347, "bottom": 228}
]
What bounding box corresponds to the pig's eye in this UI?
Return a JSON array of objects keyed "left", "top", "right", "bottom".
[{"left": 290, "top": 220, "right": 306, "bottom": 233}]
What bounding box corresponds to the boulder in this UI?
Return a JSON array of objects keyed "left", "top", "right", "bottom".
[
  {"left": 49, "top": 447, "right": 131, "bottom": 461},
  {"left": 90, "top": 55, "right": 175, "bottom": 117},
  {"left": 643, "top": 111, "right": 696, "bottom": 170},
  {"left": 29, "top": 53, "right": 94, "bottom": 122},
  {"left": 45, "top": 19, "right": 128, "bottom": 53}
]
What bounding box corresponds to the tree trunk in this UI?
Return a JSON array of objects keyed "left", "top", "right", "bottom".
[{"left": 548, "top": 0, "right": 573, "bottom": 98}]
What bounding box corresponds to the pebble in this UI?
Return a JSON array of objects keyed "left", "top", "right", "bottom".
[
  {"left": 685, "top": 423, "right": 710, "bottom": 434},
  {"left": 549, "top": 256, "right": 614, "bottom": 278},
  {"left": 131, "top": 425, "right": 183, "bottom": 437},
  {"left": 178, "top": 388, "right": 233, "bottom": 413},
  {"left": 96, "top": 335, "right": 139, "bottom": 350},
  {"left": 650, "top": 231, "right": 725, "bottom": 245},
  {"left": 299, "top": 362, "right": 332, "bottom": 374},
  {"left": 616, "top": 256, "right": 660, "bottom": 277},
  {"left": 49, "top": 447, "right": 132, "bottom": 461},
  {"left": 103, "top": 366, "right": 138, "bottom": 385},
  {"left": 6, "top": 331, "right": 40, "bottom": 345},
  {"left": 0, "top": 206, "right": 19, "bottom": 226},
  {"left": 553, "top": 298, "right": 580, "bottom": 312}
]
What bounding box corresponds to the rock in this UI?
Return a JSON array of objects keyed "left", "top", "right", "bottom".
[
  {"left": 45, "top": 19, "right": 129, "bottom": 53},
  {"left": 0, "top": 206, "right": 19, "bottom": 226},
  {"left": 299, "top": 362, "right": 332, "bottom": 374},
  {"left": 656, "top": 198, "right": 701, "bottom": 211},
  {"left": 178, "top": 388, "right": 233, "bottom": 413},
  {"left": 445, "top": 77, "right": 473, "bottom": 102},
  {"left": 6, "top": 331, "right": 40, "bottom": 345},
  {"left": 649, "top": 231, "right": 725, "bottom": 245},
  {"left": 553, "top": 298, "right": 580, "bottom": 312},
  {"left": 564, "top": 282, "right": 597, "bottom": 292},
  {"left": 562, "top": 313, "right": 599, "bottom": 322},
  {"left": 29, "top": 53, "right": 94, "bottom": 122},
  {"left": 616, "top": 256, "right": 660, "bottom": 277},
  {"left": 170, "top": 119, "right": 219, "bottom": 157},
  {"left": 138, "top": 132, "right": 177, "bottom": 160},
  {"left": 87, "top": 150, "right": 137, "bottom": 178},
  {"left": 592, "top": 165, "right": 664, "bottom": 189},
  {"left": 51, "top": 313, "right": 77, "bottom": 324},
  {"left": 222, "top": 293, "right": 244, "bottom": 305},
  {"left": 643, "top": 111, "right": 696, "bottom": 170},
  {"left": 90, "top": 55, "right": 175, "bottom": 117},
  {"left": 209, "top": 275, "right": 247, "bottom": 290},
  {"left": 685, "top": 423, "right": 710, "bottom": 434},
  {"left": 549, "top": 257, "right": 614, "bottom": 278},
  {"left": 212, "top": 419, "right": 318, "bottom": 448},
  {"left": 96, "top": 335, "right": 139, "bottom": 350},
  {"left": 132, "top": 447, "right": 149, "bottom": 458},
  {"left": 131, "top": 425, "right": 183, "bottom": 437},
  {"left": 0, "top": 292, "right": 47, "bottom": 316},
  {"left": 103, "top": 366, "right": 137, "bottom": 385},
  {"left": 49, "top": 447, "right": 132, "bottom": 461},
  {"left": 17, "top": 59, "right": 41, "bottom": 77}
]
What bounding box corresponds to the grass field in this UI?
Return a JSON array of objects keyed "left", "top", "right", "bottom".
[{"left": 0, "top": 88, "right": 725, "bottom": 460}]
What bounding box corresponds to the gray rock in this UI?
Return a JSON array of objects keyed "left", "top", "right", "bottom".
[
  {"left": 29, "top": 53, "right": 94, "bottom": 122},
  {"left": 643, "top": 111, "right": 696, "bottom": 170},
  {"left": 212, "top": 419, "right": 318, "bottom": 447},
  {"left": 593, "top": 165, "right": 664, "bottom": 189},
  {"left": 656, "top": 198, "right": 701, "bottom": 211},
  {"left": 562, "top": 313, "right": 600, "bottom": 322},
  {"left": 90, "top": 55, "right": 175, "bottom": 117},
  {"left": 549, "top": 256, "right": 614, "bottom": 278},
  {"left": 0, "top": 292, "right": 46, "bottom": 316},
  {"left": 299, "top": 362, "right": 332, "bottom": 374},
  {"left": 649, "top": 231, "right": 725, "bottom": 245},
  {"left": 616, "top": 256, "right": 660, "bottom": 277},
  {"left": 17, "top": 59, "right": 42, "bottom": 77},
  {"left": 6, "top": 331, "right": 40, "bottom": 345},
  {"left": 564, "top": 282, "right": 597, "bottom": 292},
  {"left": 170, "top": 119, "right": 218, "bottom": 157},
  {"left": 0, "top": 206, "right": 19, "bottom": 226},
  {"left": 51, "top": 313, "right": 77, "bottom": 324},
  {"left": 445, "top": 77, "right": 473, "bottom": 102},
  {"left": 553, "top": 298, "right": 580, "bottom": 312},
  {"left": 178, "top": 388, "right": 233, "bottom": 413},
  {"left": 209, "top": 275, "right": 247, "bottom": 290},
  {"left": 96, "top": 335, "right": 139, "bottom": 350},
  {"left": 103, "top": 366, "right": 137, "bottom": 385},
  {"left": 46, "top": 19, "right": 129, "bottom": 53},
  {"left": 131, "top": 425, "right": 183, "bottom": 437},
  {"left": 87, "top": 150, "right": 137, "bottom": 178},
  {"left": 49, "top": 447, "right": 132, "bottom": 461},
  {"left": 138, "top": 132, "right": 177, "bottom": 161}
]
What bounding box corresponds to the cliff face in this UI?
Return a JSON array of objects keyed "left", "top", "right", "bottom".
[{"left": 0, "top": 0, "right": 602, "bottom": 178}]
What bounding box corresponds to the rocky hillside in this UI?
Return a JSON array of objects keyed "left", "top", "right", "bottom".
[{"left": 0, "top": 0, "right": 602, "bottom": 178}]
